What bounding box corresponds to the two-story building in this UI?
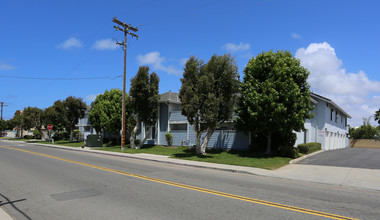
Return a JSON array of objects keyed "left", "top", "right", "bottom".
[
  {"left": 137, "top": 91, "right": 351, "bottom": 151},
  {"left": 137, "top": 91, "right": 250, "bottom": 150},
  {"left": 294, "top": 93, "right": 351, "bottom": 150},
  {"left": 77, "top": 105, "right": 96, "bottom": 141}
]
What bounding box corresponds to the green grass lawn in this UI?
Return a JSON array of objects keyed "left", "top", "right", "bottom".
[
  {"left": 99, "top": 145, "right": 291, "bottom": 170},
  {"left": 5, "top": 138, "right": 292, "bottom": 170}
]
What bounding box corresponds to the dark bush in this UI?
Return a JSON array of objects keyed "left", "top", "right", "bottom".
[
  {"left": 134, "top": 139, "right": 140, "bottom": 145},
  {"left": 33, "top": 130, "right": 41, "bottom": 139},
  {"left": 53, "top": 131, "right": 69, "bottom": 141},
  {"left": 277, "top": 146, "right": 299, "bottom": 159},
  {"left": 251, "top": 131, "right": 299, "bottom": 158},
  {"left": 23, "top": 135, "right": 34, "bottom": 139},
  {"left": 297, "top": 142, "right": 322, "bottom": 154}
]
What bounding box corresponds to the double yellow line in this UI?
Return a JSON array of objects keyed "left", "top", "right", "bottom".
[{"left": 0, "top": 145, "right": 358, "bottom": 220}]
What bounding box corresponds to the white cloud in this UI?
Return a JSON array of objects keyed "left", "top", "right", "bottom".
[
  {"left": 291, "top": 32, "right": 302, "bottom": 40},
  {"left": 223, "top": 42, "right": 250, "bottom": 52},
  {"left": 180, "top": 58, "right": 188, "bottom": 66},
  {"left": 57, "top": 37, "right": 83, "bottom": 50},
  {"left": 85, "top": 94, "right": 98, "bottom": 102},
  {"left": 295, "top": 42, "right": 380, "bottom": 126},
  {"left": 0, "top": 60, "right": 15, "bottom": 70},
  {"left": 92, "top": 39, "right": 118, "bottom": 50},
  {"left": 137, "top": 51, "right": 182, "bottom": 76}
]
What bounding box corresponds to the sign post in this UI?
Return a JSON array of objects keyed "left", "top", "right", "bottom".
[{"left": 47, "top": 124, "right": 53, "bottom": 143}]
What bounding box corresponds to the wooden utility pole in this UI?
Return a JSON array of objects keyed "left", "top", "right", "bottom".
[
  {"left": 112, "top": 17, "right": 138, "bottom": 151},
  {"left": 0, "top": 102, "right": 8, "bottom": 121}
]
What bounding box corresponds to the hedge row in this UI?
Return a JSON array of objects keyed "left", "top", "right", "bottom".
[{"left": 297, "top": 142, "right": 321, "bottom": 154}]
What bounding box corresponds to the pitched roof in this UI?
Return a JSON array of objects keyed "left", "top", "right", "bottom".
[
  {"left": 160, "top": 91, "right": 180, "bottom": 103},
  {"left": 311, "top": 92, "right": 352, "bottom": 118}
]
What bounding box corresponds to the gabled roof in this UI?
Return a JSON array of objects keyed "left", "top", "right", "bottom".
[
  {"left": 160, "top": 91, "right": 180, "bottom": 103},
  {"left": 311, "top": 92, "right": 352, "bottom": 118}
]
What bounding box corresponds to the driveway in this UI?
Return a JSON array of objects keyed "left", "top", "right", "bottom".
[{"left": 296, "top": 147, "right": 380, "bottom": 169}]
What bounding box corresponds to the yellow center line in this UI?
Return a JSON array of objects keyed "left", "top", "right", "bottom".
[{"left": 0, "top": 145, "right": 358, "bottom": 220}]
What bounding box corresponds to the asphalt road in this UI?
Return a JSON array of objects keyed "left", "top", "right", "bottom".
[
  {"left": 1, "top": 140, "right": 380, "bottom": 220},
  {"left": 296, "top": 147, "right": 380, "bottom": 169}
]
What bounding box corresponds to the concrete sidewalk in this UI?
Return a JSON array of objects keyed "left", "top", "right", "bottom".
[
  {"left": 5, "top": 140, "right": 380, "bottom": 192},
  {"left": 0, "top": 207, "right": 14, "bottom": 220}
]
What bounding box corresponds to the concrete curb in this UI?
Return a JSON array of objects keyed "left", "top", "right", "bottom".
[
  {"left": 289, "top": 150, "right": 324, "bottom": 164},
  {"left": 4, "top": 140, "right": 268, "bottom": 176},
  {"left": 3, "top": 140, "right": 380, "bottom": 192}
]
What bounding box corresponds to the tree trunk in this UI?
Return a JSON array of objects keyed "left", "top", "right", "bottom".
[
  {"left": 200, "top": 128, "right": 214, "bottom": 155},
  {"left": 193, "top": 117, "right": 203, "bottom": 155},
  {"left": 265, "top": 132, "right": 272, "bottom": 155},
  {"left": 69, "top": 128, "right": 74, "bottom": 143},
  {"left": 130, "top": 115, "right": 139, "bottom": 149},
  {"left": 195, "top": 131, "right": 202, "bottom": 155},
  {"left": 137, "top": 125, "right": 152, "bottom": 149}
]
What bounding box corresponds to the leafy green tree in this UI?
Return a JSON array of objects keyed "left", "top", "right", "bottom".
[
  {"left": 179, "top": 54, "right": 240, "bottom": 155},
  {"left": 42, "top": 106, "right": 64, "bottom": 131},
  {"left": 375, "top": 109, "right": 380, "bottom": 125},
  {"left": 89, "top": 89, "right": 130, "bottom": 146},
  {"left": 9, "top": 110, "right": 24, "bottom": 137},
  {"left": 129, "top": 66, "right": 160, "bottom": 149},
  {"left": 0, "top": 119, "right": 6, "bottom": 132},
  {"left": 349, "top": 117, "right": 378, "bottom": 139},
  {"left": 54, "top": 96, "right": 87, "bottom": 142},
  {"left": 22, "top": 107, "right": 43, "bottom": 138},
  {"left": 236, "top": 50, "right": 313, "bottom": 155}
]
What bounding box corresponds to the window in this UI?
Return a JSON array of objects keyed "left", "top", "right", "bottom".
[
  {"left": 330, "top": 109, "right": 333, "bottom": 121},
  {"left": 170, "top": 124, "right": 187, "bottom": 131},
  {"left": 335, "top": 112, "right": 338, "bottom": 123},
  {"left": 171, "top": 104, "right": 181, "bottom": 111},
  {"left": 345, "top": 117, "right": 347, "bottom": 127},
  {"left": 215, "top": 122, "right": 235, "bottom": 131}
]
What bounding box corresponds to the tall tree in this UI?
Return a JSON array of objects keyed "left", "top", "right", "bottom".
[
  {"left": 236, "top": 50, "right": 313, "bottom": 154},
  {"left": 42, "top": 106, "right": 64, "bottom": 131},
  {"left": 10, "top": 110, "right": 24, "bottom": 137},
  {"left": 89, "top": 89, "right": 130, "bottom": 146},
  {"left": 375, "top": 109, "right": 380, "bottom": 125},
  {"left": 129, "top": 66, "right": 160, "bottom": 149},
  {"left": 0, "top": 119, "right": 6, "bottom": 132},
  {"left": 179, "top": 54, "right": 240, "bottom": 155},
  {"left": 54, "top": 96, "right": 87, "bottom": 142},
  {"left": 22, "top": 107, "right": 43, "bottom": 137}
]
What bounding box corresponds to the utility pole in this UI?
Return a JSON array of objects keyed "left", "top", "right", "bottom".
[
  {"left": 112, "top": 17, "right": 138, "bottom": 151},
  {"left": 0, "top": 102, "right": 8, "bottom": 121}
]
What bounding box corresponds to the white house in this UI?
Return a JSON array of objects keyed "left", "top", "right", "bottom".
[{"left": 294, "top": 93, "right": 351, "bottom": 150}]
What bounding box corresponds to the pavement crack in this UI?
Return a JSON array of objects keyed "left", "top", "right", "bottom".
[{"left": 340, "top": 168, "right": 353, "bottom": 186}]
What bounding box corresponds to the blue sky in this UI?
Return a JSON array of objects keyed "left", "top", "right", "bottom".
[{"left": 1, "top": 0, "right": 379, "bottom": 126}]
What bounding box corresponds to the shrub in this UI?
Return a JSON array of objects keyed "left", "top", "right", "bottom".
[
  {"left": 165, "top": 132, "right": 173, "bottom": 146},
  {"left": 277, "top": 146, "right": 299, "bottom": 159},
  {"left": 23, "top": 135, "right": 34, "bottom": 139},
  {"left": 134, "top": 139, "right": 140, "bottom": 145},
  {"left": 33, "top": 130, "right": 41, "bottom": 139},
  {"left": 297, "top": 142, "right": 322, "bottom": 154}
]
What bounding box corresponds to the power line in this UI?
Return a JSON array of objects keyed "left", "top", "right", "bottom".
[
  {"left": 0, "top": 75, "right": 122, "bottom": 80},
  {"left": 113, "top": 17, "right": 139, "bottom": 151}
]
